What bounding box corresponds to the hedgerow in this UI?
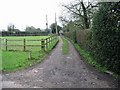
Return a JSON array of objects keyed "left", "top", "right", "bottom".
[
  {"left": 64, "top": 2, "right": 120, "bottom": 75},
  {"left": 92, "top": 2, "right": 120, "bottom": 74}
]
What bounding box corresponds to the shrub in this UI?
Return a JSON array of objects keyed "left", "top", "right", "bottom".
[
  {"left": 64, "top": 31, "right": 77, "bottom": 43},
  {"left": 76, "top": 29, "right": 92, "bottom": 52},
  {"left": 65, "top": 29, "right": 92, "bottom": 52},
  {"left": 92, "top": 2, "right": 120, "bottom": 74}
]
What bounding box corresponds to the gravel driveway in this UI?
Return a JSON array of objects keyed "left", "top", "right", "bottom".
[{"left": 2, "top": 36, "right": 118, "bottom": 88}]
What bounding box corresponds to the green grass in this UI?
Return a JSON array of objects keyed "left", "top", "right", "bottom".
[
  {"left": 2, "top": 51, "right": 30, "bottom": 71},
  {"left": 2, "top": 50, "right": 46, "bottom": 71},
  {"left": 61, "top": 36, "right": 69, "bottom": 55},
  {"left": 1, "top": 36, "right": 49, "bottom": 40},
  {"left": 1, "top": 36, "right": 58, "bottom": 72}
]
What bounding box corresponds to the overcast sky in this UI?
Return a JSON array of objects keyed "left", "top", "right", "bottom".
[
  {"left": 1, "top": 0, "right": 116, "bottom": 31},
  {"left": 0, "top": 0, "right": 73, "bottom": 31}
]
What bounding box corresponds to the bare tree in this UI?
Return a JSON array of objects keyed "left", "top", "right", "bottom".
[{"left": 60, "top": 0, "right": 98, "bottom": 29}]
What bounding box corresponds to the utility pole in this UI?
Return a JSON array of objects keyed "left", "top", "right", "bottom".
[
  {"left": 46, "top": 15, "right": 48, "bottom": 30},
  {"left": 46, "top": 15, "right": 51, "bottom": 34},
  {"left": 55, "top": 13, "right": 58, "bottom": 35}
]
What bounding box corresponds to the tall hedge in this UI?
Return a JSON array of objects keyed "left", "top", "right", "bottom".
[
  {"left": 92, "top": 2, "right": 120, "bottom": 74},
  {"left": 76, "top": 29, "right": 92, "bottom": 52},
  {"left": 65, "top": 31, "right": 77, "bottom": 43}
]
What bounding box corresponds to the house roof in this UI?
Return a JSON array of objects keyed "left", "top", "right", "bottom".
[{"left": 14, "top": 29, "right": 20, "bottom": 32}]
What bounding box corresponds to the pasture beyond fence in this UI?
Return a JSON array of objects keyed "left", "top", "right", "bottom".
[
  {"left": 0, "top": 35, "right": 57, "bottom": 51},
  {"left": 0, "top": 31, "right": 49, "bottom": 36}
]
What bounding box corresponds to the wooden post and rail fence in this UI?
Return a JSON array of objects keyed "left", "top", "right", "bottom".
[{"left": 0, "top": 35, "right": 57, "bottom": 51}]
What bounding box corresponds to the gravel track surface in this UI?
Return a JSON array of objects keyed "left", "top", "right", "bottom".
[{"left": 2, "top": 36, "right": 118, "bottom": 88}]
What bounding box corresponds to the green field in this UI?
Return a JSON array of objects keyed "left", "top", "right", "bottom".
[
  {"left": 0, "top": 36, "right": 58, "bottom": 71},
  {"left": 1, "top": 36, "right": 50, "bottom": 51}
]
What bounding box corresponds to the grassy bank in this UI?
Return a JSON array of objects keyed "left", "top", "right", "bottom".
[
  {"left": 2, "top": 51, "right": 46, "bottom": 71},
  {"left": 61, "top": 36, "right": 69, "bottom": 55},
  {"left": 1, "top": 36, "right": 58, "bottom": 72}
]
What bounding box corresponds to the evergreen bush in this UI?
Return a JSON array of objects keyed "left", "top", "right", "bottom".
[{"left": 92, "top": 2, "right": 120, "bottom": 74}]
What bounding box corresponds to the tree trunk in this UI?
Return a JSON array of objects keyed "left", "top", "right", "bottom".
[{"left": 81, "top": 2, "right": 89, "bottom": 29}]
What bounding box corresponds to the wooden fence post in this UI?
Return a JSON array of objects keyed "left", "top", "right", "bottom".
[
  {"left": 50, "top": 37, "right": 51, "bottom": 45},
  {"left": 23, "top": 39, "right": 26, "bottom": 51},
  {"left": 51, "top": 36, "right": 53, "bottom": 44},
  {"left": 48, "top": 37, "right": 50, "bottom": 47},
  {"left": 28, "top": 51, "right": 32, "bottom": 60},
  {"left": 46, "top": 38, "right": 48, "bottom": 50},
  {"left": 41, "top": 39, "right": 45, "bottom": 51},
  {"left": 5, "top": 39, "right": 7, "bottom": 51},
  {"left": 52, "top": 36, "right": 54, "bottom": 43},
  {"left": 53, "top": 36, "right": 55, "bottom": 42}
]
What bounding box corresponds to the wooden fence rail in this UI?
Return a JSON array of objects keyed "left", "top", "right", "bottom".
[{"left": 0, "top": 35, "right": 57, "bottom": 51}]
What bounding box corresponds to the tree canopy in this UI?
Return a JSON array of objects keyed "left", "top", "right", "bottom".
[
  {"left": 7, "top": 23, "right": 15, "bottom": 32},
  {"left": 50, "top": 23, "right": 62, "bottom": 35},
  {"left": 25, "top": 26, "right": 42, "bottom": 33},
  {"left": 60, "top": 0, "right": 98, "bottom": 30}
]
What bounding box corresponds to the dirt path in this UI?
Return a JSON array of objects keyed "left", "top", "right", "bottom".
[{"left": 2, "top": 36, "right": 118, "bottom": 88}]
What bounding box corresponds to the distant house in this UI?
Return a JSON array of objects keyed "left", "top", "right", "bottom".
[{"left": 14, "top": 29, "right": 20, "bottom": 33}]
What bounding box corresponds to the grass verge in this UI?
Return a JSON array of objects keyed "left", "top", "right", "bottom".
[
  {"left": 67, "top": 38, "right": 120, "bottom": 78},
  {"left": 61, "top": 36, "right": 69, "bottom": 55},
  {"left": 2, "top": 51, "right": 46, "bottom": 71},
  {"left": 48, "top": 37, "right": 59, "bottom": 52}
]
